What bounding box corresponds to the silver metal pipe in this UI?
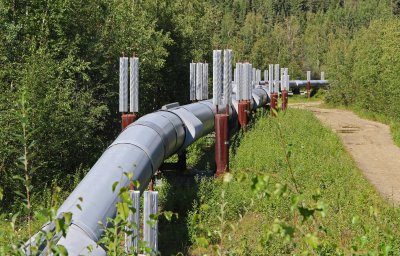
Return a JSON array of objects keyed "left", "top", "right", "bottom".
[
  {"left": 289, "top": 80, "right": 329, "bottom": 88},
  {"left": 260, "top": 80, "right": 329, "bottom": 89}
]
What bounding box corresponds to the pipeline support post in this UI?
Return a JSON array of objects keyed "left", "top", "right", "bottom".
[
  {"left": 307, "top": 71, "right": 311, "bottom": 99},
  {"left": 177, "top": 150, "right": 187, "bottom": 171},
  {"left": 144, "top": 191, "right": 158, "bottom": 255},
  {"left": 270, "top": 93, "right": 278, "bottom": 117},
  {"left": 215, "top": 113, "right": 229, "bottom": 176},
  {"left": 125, "top": 190, "right": 140, "bottom": 254},
  {"left": 159, "top": 150, "right": 187, "bottom": 173},
  {"left": 246, "top": 100, "right": 251, "bottom": 122},
  {"left": 238, "top": 100, "right": 248, "bottom": 129},
  {"left": 148, "top": 176, "right": 155, "bottom": 191},
  {"left": 122, "top": 113, "right": 137, "bottom": 130},
  {"left": 281, "top": 90, "right": 288, "bottom": 111}
]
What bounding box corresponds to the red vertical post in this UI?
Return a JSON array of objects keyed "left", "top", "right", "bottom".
[
  {"left": 148, "top": 177, "right": 154, "bottom": 191},
  {"left": 281, "top": 90, "right": 288, "bottom": 111},
  {"left": 215, "top": 113, "right": 229, "bottom": 176},
  {"left": 121, "top": 113, "right": 137, "bottom": 130},
  {"left": 238, "top": 101, "right": 248, "bottom": 129},
  {"left": 246, "top": 100, "right": 251, "bottom": 122},
  {"left": 270, "top": 93, "right": 278, "bottom": 116}
]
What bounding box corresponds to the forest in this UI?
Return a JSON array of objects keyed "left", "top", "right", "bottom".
[{"left": 0, "top": 0, "right": 400, "bottom": 253}]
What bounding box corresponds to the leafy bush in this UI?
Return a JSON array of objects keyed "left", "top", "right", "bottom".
[{"left": 326, "top": 18, "right": 400, "bottom": 121}]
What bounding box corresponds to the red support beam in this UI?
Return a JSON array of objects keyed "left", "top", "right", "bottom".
[
  {"left": 148, "top": 177, "right": 154, "bottom": 191},
  {"left": 215, "top": 113, "right": 229, "bottom": 176},
  {"left": 238, "top": 101, "right": 248, "bottom": 129},
  {"left": 270, "top": 93, "right": 278, "bottom": 116},
  {"left": 246, "top": 100, "right": 251, "bottom": 122},
  {"left": 121, "top": 113, "right": 137, "bottom": 130},
  {"left": 281, "top": 90, "right": 288, "bottom": 111}
]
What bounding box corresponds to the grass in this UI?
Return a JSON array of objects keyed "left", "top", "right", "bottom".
[
  {"left": 0, "top": 214, "right": 43, "bottom": 251},
  {"left": 288, "top": 88, "right": 326, "bottom": 103},
  {"left": 288, "top": 94, "right": 323, "bottom": 103},
  {"left": 157, "top": 135, "right": 215, "bottom": 255},
  {"left": 0, "top": 170, "right": 85, "bottom": 252},
  {"left": 188, "top": 109, "right": 400, "bottom": 255}
]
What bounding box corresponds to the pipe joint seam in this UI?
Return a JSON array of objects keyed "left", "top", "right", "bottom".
[
  {"left": 108, "top": 142, "right": 157, "bottom": 173},
  {"left": 131, "top": 121, "right": 170, "bottom": 159}
]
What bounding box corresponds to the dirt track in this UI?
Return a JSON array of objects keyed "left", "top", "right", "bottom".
[{"left": 291, "top": 102, "right": 400, "bottom": 204}]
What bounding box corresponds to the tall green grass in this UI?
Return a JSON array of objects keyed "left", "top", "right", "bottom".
[
  {"left": 288, "top": 88, "right": 326, "bottom": 103},
  {"left": 188, "top": 109, "right": 400, "bottom": 255}
]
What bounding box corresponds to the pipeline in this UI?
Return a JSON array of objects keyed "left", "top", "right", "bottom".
[
  {"left": 258, "top": 80, "right": 329, "bottom": 88},
  {"left": 24, "top": 87, "right": 268, "bottom": 255},
  {"left": 289, "top": 80, "right": 329, "bottom": 88},
  {"left": 25, "top": 81, "right": 327, "bottom": 255}
]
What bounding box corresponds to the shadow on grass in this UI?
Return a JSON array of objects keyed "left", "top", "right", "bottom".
[{"left": 158, "top": 136, "right": 215, "bottom": 255}]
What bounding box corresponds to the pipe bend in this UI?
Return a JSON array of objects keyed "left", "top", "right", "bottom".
[{"left": 131, "top": 111, "right": 186, "bottom": 158}]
